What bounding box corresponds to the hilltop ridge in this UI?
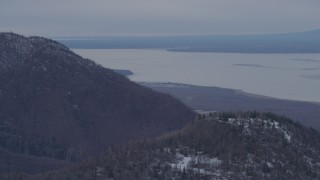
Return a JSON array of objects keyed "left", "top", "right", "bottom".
[{"left": 27, "top": 112, "right": 320, "bottom": 180}]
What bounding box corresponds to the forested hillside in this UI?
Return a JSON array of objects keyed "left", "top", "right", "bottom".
[
  {"left": 27, "top": 112, "right": 320, "bottom": 180},
  {"left": 0, "top": 32, "right": 195, "bottom": 173}
]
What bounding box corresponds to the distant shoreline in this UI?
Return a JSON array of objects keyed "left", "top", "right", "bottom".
[
  {"left": 141, "top": 82, "right": 320, "bottom": 104},
  {"left": 140, "top": 82, "right": 320, "bottom": 130},
  {"left": 112, "top": 69, "right": 134, "bottom": 76}
]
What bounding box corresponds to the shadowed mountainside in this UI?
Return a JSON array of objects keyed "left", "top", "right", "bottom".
[{"left": 0, "top": 32, "right": 195, "bottom": 173}]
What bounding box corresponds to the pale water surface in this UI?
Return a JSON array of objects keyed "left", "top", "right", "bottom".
[{"left": 73, "top": 49, "right": 320, "bottom": 102}]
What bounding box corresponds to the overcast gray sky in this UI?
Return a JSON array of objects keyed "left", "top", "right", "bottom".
[{"left": 1, "top": 0, "right": 319, "bottom": 36}]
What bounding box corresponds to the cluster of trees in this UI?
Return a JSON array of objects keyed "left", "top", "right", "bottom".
[{"left": 0, "top": 124, "right": 67, "bottom": 159}]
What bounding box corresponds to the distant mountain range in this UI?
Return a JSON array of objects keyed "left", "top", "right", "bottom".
[
  {"left": 26, "top": 112, "right": 320, "bottom": 180},
  {"left": 0, "top": 32, "right": 195, "bottom": 173},
  {"left": 55, "top": 30, "right": 320, "bottom": 53}
]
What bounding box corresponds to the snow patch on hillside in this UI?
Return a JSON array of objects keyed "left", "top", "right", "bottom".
[{"left": 170, "top": 149, "right": 223, "bottom": 175}]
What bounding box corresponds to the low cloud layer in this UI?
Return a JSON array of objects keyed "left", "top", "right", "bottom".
[{"left": 1, "top": 0, "right": 319, "bottom": 36}]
